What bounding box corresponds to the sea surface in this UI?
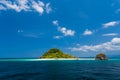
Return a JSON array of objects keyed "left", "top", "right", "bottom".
[{"left": 0, "top": 58, "right": 120, "bottom": 80}]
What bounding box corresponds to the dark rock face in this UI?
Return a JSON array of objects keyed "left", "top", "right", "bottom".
[{"left": 95, "top": 53, "right": 108, "bottom": 60}]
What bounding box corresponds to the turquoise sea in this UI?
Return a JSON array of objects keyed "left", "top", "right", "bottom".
[{"left": 0, "top": 58, "right": 120, "bottom": 80}]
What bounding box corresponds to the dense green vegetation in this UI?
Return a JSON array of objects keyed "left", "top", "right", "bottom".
[
  {"left": 40, "top": 48, "right": 77, "bottom": 58},
  {"left": 95, "top": 53, "right": 108, "bottom": 60}
]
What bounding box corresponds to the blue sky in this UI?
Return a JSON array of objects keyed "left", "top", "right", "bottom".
[{"left": 0, "top": 0, "right": 120, "bottom": 58}]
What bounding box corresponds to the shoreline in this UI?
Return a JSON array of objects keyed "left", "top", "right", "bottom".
[
  {"left": 0, "top": 58, "right": 95, "bottom": 61},
  {"left": 0, "top": 58, "right": 120, "bottom": 61},
  {"left": 39, "top": 58, "right": 95, "bottom": 60}
]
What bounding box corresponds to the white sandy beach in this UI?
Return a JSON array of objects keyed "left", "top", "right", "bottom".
[
  {"left": 0, "top": 58, "right": 95, "bottom": 61},
  {"left": 38, "top": 58, "right": 95, "bottom": 61}
]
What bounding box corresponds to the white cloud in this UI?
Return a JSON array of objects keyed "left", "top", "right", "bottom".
[
  {"left": 0, "top": 0, "right": 52, "bottom": 14},
  {"left": 103, "top": 21, "right": 120, "bottom": 28},
  {"left": 52, "top": 20, "right": 75, "bottom": 38},
  {"left": 69, "top": 37, "right": 120, "bottom": 52},
  {"left": 111, "top": 37, "right": 120, "bottom": 44},
  {"left": 83, "top": 29, "right": 93, "bottom": 35},
  {"left": 102, "top": 33, "right": 118, "bottom": 37},
  {"left": 32, "top": 1, "right": 44, "bottom": 14},
  {"left": 53, "top": 20, "right": 59, "bottom": 26},
  {"left": 0, "top": 0, "right": 29, "bottom": 12},
  {"left": 17, "top": 0, "right": 29, "bottom": 11},
  {"left": 58, "top": 27, "right": 75, "bottom": 36},
  {"left": 0, "top": 0, "right": 20, "bottom": 12},
  {"left": 53, "top": 36, "right": 63, "bottom": 39},
  {"left": 45, "top": 3, "right": 52, "bottom": 14}
]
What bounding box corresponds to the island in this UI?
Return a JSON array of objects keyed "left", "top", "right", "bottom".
[
  {"left": 40, "top": 48, "right": 77, "bottom": 59},
  {"left": 95, "top": 53, "right": 108, "bottom": 60}
]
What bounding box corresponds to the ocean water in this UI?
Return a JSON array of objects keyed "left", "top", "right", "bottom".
[{"left": 0, "top": 59, "right": 120, "bottom": 80}]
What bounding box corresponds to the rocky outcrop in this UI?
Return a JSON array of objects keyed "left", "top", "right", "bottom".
[{"left": 95, "top": 53, "right": 108, "bottom": 60}]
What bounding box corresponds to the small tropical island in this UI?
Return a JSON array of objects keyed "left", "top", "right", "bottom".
[
  {"left": 40, "top": 48, "right": 108, "bottom": 60},
  {"left": 40, "top": 48, "right": 77, "bottom": 59},
  {"left": 95, "top": 53, "right": 108, "bottom": 60}
]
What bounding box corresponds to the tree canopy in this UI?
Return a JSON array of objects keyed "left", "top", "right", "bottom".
[{"left": 40, "top": 48, "right": 77, "bottom": 58}]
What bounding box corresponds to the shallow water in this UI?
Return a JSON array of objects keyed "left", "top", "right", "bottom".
[{"left": 0, "top": 59, "right": 120, "bottom": 80}]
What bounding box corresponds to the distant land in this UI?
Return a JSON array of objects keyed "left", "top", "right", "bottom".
[
  {"left": 95, "top": 53, "right": 108, "bottom": 60},
  {"left": 39, "top": 48, "right": 110, "bottom": 60},
  {"left": 40, "top": 48, "right": 77, "bottom": 58}
]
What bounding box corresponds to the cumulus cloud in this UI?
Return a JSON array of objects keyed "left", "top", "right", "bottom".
[
  {"left": 0, "top": 0, "right": 29, "bottom": 12},
  {"left": 83, "top": 29, "right": 93, "bottom": 35},
  {"left": 32, "top": 0, "right": 44, "bottom": 14},
  {"left": 52, "top": 20, "right": 75, "bottom": 39},
  {"left": 69, "top": 37, "right": 120, "bottom": 52},
  {"left": 102, "top": 33, "right": 118, "bottom": 37},
  {"left": 103, "top": 21, "right": 120, "bottom": 28},
  {"left": 0, "top": 0, "right": 52, "bottom": 14},
  {"left": 58, "top": 27, "right": 75, "bottom": 36},
  {"left": 111, "top": 37, "right": 120, "bottom": 44}
]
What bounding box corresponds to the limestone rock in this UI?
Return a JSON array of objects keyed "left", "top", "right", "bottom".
[{"left": 95, "top": 53, "right": 108, "bottom": 60}]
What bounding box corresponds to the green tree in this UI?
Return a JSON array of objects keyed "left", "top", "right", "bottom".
[{"left": 40, "top": 48, "right": 77, "bottom": 58}]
